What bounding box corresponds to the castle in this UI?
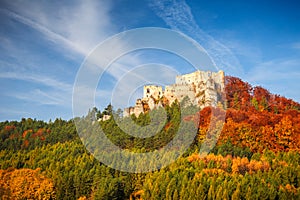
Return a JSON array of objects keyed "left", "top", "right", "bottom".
[{"left": 123, "top": 70, "right": 225, "bottom": 117}]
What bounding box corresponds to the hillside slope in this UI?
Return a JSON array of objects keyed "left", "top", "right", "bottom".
[{"left": 0, "top": 76, "right": 299, "bottom": 199}]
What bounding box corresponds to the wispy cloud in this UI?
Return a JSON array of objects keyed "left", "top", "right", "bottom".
[
  {"left": 1, "top": 1, "right": 145, "bottom": 79},
  {"left": 0, "top": 0, "right": 115, "bottom": 58},
  {"left": 0, "top": 72, "right": 72, "bottom": 91},
  {"left": 0, "top": 108, "right": 31, "bottom": 121},
  {"left": 291, "top": 42, "right": 300, "bottom": 50},
  {"left": 0, "top": 0, "right": 147, "bottom": 117},
  {"left": 245, "top": 58, "right": 300, "bottom": 102},
  {"left": 0, "top": 8, "right": 87, "bottom": 55},
  {"left": 247, "top": 59, "right": 300, "bottom": 83},
  {"left": 5, "top": 89, "right": 69, "bottom": 106},
  {"left": 216, "top": 35, "right": 263, "bottom": 66},
  {"left": 149, "top": 0, "right": 243, "bottom": 76},
  {"left": 0, "top": 71, "right": 73, "bottom": 107}
]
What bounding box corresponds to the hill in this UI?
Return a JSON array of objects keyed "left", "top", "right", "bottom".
[{"left": 0, "top": 76, "right": 299, "bottom": 199}]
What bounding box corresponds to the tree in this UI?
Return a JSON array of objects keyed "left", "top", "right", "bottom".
[
  {"left": 0, "top": 168, "right": 55, "bottom": 199},
  {"left": 207, "top": 182, "right": 216, "bottom": 200},
  {"left": 103, "top": 104, "right": 113, "bottom": 116},
  {"left": 173, "top": 189, "right": 179, "bottom": 200},
  {"left": 231, "top": 184, "right": 241, "bottom": 200},
  {"left": 251, "top": 97, "right": 259, "bottom": 110}
]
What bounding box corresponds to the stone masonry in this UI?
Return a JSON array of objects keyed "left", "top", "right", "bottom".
[{"left": 123, "top": 70, "right": 225, "bottom": 117}]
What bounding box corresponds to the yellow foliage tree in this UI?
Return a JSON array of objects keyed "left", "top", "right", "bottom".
[{"left": 0, "top": 168, "right": 55, "bottom": 200}]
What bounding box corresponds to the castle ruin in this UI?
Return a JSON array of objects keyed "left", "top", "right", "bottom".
[{"left": 123, "top": 70, "right": 225, "bottom": 117}]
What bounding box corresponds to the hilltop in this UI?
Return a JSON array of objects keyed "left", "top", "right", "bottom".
[{"left": 0, "top": 74, "right": 299, "bottom": 199}]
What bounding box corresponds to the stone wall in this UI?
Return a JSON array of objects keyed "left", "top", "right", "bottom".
[
  {"left": 143, "top": 85, "right": 163, "bottom": 99},
  {"left": 124, "top": 70, "right": 225, "bottom": 117}
]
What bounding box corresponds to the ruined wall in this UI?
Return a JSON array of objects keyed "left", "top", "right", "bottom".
[
  {"left": 123, "top": 107, "right": 134, "bottom": 118},
  {"left": 170, "top": 70, "right": 224, "bottom": 108},
  {"left": 164, "top": 85, "right": 178, "bottom": 105},
  {"left": 176, "top": 70, "right": 224, "bottom": 89},
  {"left": 173, "top": 84, "right": 195, "bottom": 104},
  {"left": 123, "top": 99, "right": 144, "bottom": 117},
  {"left": 134, "top": 99, "right": 144, "bottom": 117},
  {"left": 124, "top": 70, "right": 225, "bottom": 117},
  {"left": 143, "top": 85, "right": 163, "bottom": 99}
]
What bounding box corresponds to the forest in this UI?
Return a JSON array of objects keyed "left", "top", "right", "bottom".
[{"left": 0, "top": 76, "right": 299, "bottom": 199}]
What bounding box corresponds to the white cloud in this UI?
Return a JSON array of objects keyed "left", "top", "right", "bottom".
[
  {"left": 2, "top": 9, "right": 83, "bottom": 55},
  {"left": 149, "top": 0, "right": 243, "bottom": 76},
  {"left": 246, "top": 59, "right": 300, "bottom": 83},
  {"left": 291, "top": 42, "right": 300, "bottom": 50},
  {"left": 0, "top": 72, "right": 72, "bottom": 92},
  {"left": 0, "top": 0, "right": 148, "bottom": 115},
  {"left": 0, "top": 70, "right": 75, "bottom": 111},
  {"left": 217, "top": 36, "right": 263, "bottom": 65},
  {"left": 1, "top": 0, "right": 151, "bottom": 82},
  {"left": 0, "top": 0, "right": 111, "bottom": 56},
  {"left": 0, "top": 108, "right": 31, "bottom": 121},
  {"left": 5, "top": 89, "right": 70, "bottom": 106},
  {"left": 244, "top": 58, "right": 300, "bottom": 102}
]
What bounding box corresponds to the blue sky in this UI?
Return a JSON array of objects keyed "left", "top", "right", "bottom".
[{"left": 0, "top": 0, "right": 299, "bottom": 121}]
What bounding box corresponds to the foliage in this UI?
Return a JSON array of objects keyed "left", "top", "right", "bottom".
[
  {"left": 142, "top": 151, "right": 300, "bottom": 199},
  {"left": 0, "top": 76, "right": 299, "bottom": 199},
  {"left": 0, "top": 168, "right": 55, "bottom": 199}
]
